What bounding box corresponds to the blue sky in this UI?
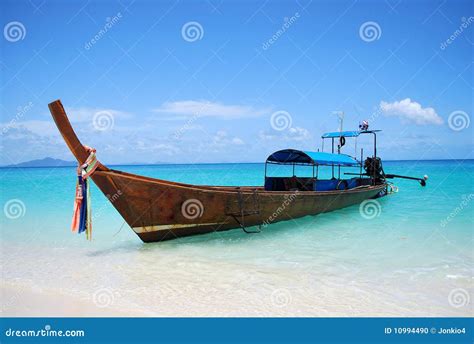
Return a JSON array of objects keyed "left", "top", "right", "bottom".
[{"left": 0, "top": 0, "right": 472, "bottom": 165}]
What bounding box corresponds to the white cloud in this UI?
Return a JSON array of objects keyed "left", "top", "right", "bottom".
[
  {"left": 196, "top": 130, "right": 247, "bottom": 152},
  {"left": 153, "top": 100, "right": 270, "bottom": 119},
  {"left": 232, "top": 137, "right": 245, "bottom": 145},
  {"left": 259, "top": 126, "right": 311, "bottom": 142},
  {"left": 1, "top": 120, "right": 57, "bottom": 137},
  {"left": 287, "top": 127, "right": 311, "bottom": 141},
  {"left": 380, "top": 98, "right": 443, "bottom": 125}
]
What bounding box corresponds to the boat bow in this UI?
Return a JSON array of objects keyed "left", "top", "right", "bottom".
[{"left": 49, "top": 100, "right": 108, "bottom": 171}]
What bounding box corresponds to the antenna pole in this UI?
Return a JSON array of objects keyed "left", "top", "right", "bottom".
[
  {"left": 339, "top": 111, "right": 344, "bottom": 133},
  {"left": 332, "top": 111, "right": 344, "bottom": 154}
]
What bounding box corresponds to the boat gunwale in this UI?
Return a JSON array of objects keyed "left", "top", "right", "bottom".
[{"left": 97, "top": 168, "right": 386, "bottom": 196}]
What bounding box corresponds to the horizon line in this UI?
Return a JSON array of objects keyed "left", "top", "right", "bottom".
[{"left": 1, "top": 158, "right": 473, "bottom": 169}]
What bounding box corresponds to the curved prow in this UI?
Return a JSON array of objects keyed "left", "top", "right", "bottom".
[{"left": 48, "top": 99, "right": 107, "bottom": 171}]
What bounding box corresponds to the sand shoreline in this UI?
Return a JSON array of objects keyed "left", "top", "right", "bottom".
[
  {"left": 2, "top": 281, "right": 472, "bottom": 317},
  {"left": 1, "top": 283, "right": 150, "bottom": 317}
]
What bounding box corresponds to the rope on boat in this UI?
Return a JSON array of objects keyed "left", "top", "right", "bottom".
[{"left": 71, "top": 146, "right": 99, "bottom": 240}]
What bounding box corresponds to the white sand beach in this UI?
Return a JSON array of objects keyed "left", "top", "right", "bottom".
[{"left": 2, "top": 240, "right": 472, "bottom": 317}]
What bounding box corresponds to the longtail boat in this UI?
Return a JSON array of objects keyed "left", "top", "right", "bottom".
[{"left": 49, "top": 100, "right": 427, "bottom": 243}]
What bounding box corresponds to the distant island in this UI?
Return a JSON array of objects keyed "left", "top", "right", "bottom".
[
  {"left": 2, "top": 157, "right": 76, "bottom": 168},
  {"left": 1, "top": 157, "right": 171, "bottom": 168}
]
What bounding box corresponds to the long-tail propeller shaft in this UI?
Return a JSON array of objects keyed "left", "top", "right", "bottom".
[
  {"left": 384, "top": 174, "right": 428, "bottom": 187},
  {"left": 343, "top": 172, "right": 428, "bottom": 186}
]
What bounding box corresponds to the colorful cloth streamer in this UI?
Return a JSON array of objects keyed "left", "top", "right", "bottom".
[{"left": 71, "top": 147, "right": 99, "bottom": 240}]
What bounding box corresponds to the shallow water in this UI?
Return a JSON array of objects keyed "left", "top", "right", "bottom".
[{"left": 0, "top": 160, "right": 472, "bottom": 316}]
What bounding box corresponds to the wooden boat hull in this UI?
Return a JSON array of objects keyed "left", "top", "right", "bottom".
[
  {"left": 94, "top": 169, "right": 386, "bottom": 242},
  {"left": 48, "top": 100, "right": 386, "bottom": 243}
]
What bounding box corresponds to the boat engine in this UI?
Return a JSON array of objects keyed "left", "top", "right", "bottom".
[
  {"left": 364, "top": 157, "right": 385, "bottom": 181},
  {"left": 364, "top": 157, "right": 428, "bottom": 187}
]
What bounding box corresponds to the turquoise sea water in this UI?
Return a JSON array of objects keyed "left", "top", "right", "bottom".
[{"left": 0, "top": 160, "right": 472, "bottom": 316}]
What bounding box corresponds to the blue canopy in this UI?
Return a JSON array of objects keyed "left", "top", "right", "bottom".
[
  {"left": 321, "top": 130, "right": 381, "bottom": 138},
  {"left": 266, "top": 149, "right": 359, "bottom": 166},
  {"left": 321, "top": 130, "right": 361, "bottom": 138}
]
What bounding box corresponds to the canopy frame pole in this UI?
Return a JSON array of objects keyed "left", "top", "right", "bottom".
[
  {"left": 331, "top": 138, "right": 334, "bottom": 179},
  {"left": 338, "top": 139, "right": 341, "bottom": 180},
  {"left": 355, "top": 137, "right": 358, "bottom": 159},
  {"left": 374, "top": 133, "right": 377, "bottom": 157},
  {"left": 372, "top": 133, "right": 377, "bottom": 185}
]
